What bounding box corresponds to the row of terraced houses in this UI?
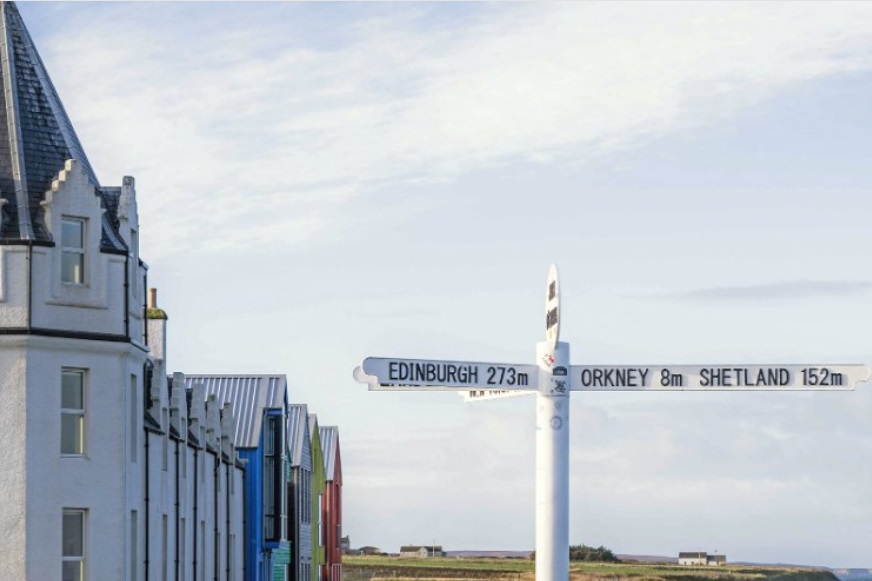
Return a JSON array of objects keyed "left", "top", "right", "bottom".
[{"left": 0, "top": 3, "right": 341, "bottom": 581}]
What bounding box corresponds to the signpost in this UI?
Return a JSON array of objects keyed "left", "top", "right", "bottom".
[{"left": 353, "top": 265, "right": 870, "bottom": 581}]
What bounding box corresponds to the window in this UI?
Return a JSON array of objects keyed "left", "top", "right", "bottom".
[
  {"left": 162, "top": 515, "right": 168, "bottom": 581},
  {"left": 61, "top": 217, "right": 86, "bottom": 284},
  {"left": 263, "top": 414, "right": 283, "bottom": 541},
  {"left": 200, "top": 522, "right": 206, "bottom": 581},
  {"left": 61, "top": 370, "right": 85, "bottom": 455},
  {"left": 229, "top": 535, "right": 235, "bottom": 581},
  {"left": 302, "top": 470, "right": 310, "bottom": 524},
  {"left": 180, "top": 518, "right": 186, "bottom": 581},
  {"left": 131, "top": 511, "right": 138, "bottom": 581},
  {"left": 62, "top": 509, "right": 86, "bottom": 581},
  {"left": 318, "top": 493, "right": 323, "bottom": 544}
]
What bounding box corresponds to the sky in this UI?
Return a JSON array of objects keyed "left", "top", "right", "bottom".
[{"left": 19, "top": 1, "right": 872, "bottom": 568}]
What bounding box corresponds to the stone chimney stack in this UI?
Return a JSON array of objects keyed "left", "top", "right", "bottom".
[{"left": 146, "top": 288, "right": 168, "bottom": 363}]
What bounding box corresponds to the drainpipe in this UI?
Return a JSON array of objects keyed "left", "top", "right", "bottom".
[
  {"left": 193, "top": 448, "right": 199, "bottom": 581},
  {"left": 214, "top": 457, "right": 219, "bottom": 581},
  {"left": 143, "top": 272, "right": 148, "bottom": 345},
  {"left": 242, "top": 462, "right": 247, "bottom": 581},
  {"left": 26, "top": 243, "right": 32, "bottom": 329},
  {"left": 144, "top": 428, "right": 150, "bottom": 579},
  {"left": 123, "top": 251, "right": 129, "bottom": 340},
  {"left": 175, "top": 438, "right": 180, "bottom": 581},
  {"left": 226, "top": 462, "right": 231, "bottom": 581}
]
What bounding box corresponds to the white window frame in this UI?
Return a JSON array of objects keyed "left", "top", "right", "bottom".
[
  {"left": 62, "top": 509, "right": 87, "bottom": 581},
  {"left": 61, "top": 369, "right": 86, "bottom": 456},
  {"left": 61, "top": 217, "right": 86, "bottom": 285}
]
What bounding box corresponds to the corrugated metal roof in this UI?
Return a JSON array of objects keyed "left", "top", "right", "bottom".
[
  {"left": 287, "top": 404, "right": 309, "bottom": 467},
  {"left": 184, "top": 375, "right": 287, "bottom": 449},
  {"left": 319, "top": 426, "right": 339, "bottom": 481}
]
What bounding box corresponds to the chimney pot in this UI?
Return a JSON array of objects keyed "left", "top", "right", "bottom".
[{"left": 148, "top": 288, "right": 157, "bottom": 309}]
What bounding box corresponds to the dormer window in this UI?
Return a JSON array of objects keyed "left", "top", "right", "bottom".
[{"left": 61, "top": 217, "right": 86, "bottom": 284}]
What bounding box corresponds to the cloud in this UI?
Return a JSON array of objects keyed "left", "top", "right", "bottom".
[
  {"left": 34, "top": 2, "right": 872, "bottom": 259},
  {"left": 670, "top": 280, "right": 872, "bottom": 302}
]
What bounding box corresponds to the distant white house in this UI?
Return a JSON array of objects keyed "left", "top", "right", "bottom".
[
  {"left": 400, "top": 546, "right": 445, "bottom": 558},
  {"left": 678, "top": 552, "right": 726, "bottom": 566}
]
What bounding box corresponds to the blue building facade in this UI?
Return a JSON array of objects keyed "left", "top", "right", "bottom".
[{"left": 185, "top": 375, "right": 291, "bottom": 581}]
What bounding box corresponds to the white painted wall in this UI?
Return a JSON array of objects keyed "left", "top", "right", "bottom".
[
  {"left": 0, "top": 161, "right": 149, "bottom": 580},
  {"left": 0, "top": 163, "right": 244, "bottom": 581},
  {"left": 142, "top": 386, "right": 245, "bottom": 581}
]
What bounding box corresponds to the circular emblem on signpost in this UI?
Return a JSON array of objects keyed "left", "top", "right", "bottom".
[{"left": 550, "top": 416, "right": 562, "bottom": 430}]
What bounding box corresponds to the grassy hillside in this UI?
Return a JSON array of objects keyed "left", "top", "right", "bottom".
[{"left": 343, "top": 555, "right": 840, "bottom": 581}]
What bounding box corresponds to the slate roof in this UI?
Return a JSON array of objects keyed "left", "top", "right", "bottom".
[
  {"left": 0, "top": 2, "right": 125, "bottom": 252},
  {"left": 184, "top": 375, "right": 287, "bottom": 449}
]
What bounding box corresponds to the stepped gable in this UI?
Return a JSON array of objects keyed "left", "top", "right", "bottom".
[{"left": 0, "top": 2, "right": 123, "bottom": 251}]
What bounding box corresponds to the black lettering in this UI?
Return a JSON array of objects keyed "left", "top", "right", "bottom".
[
  {"left": 700, "top": 368, "right": 710, "bottom": 387},
  {"left": 593, "top": 368, "right": 604, "bottom": 386},
  {"left": 546, "top": 307, "right": 559, "bottom": 329},
  {"left": 639, "top": 368, "right": 649, "bottom": 386},
  {"left": 580, "top": 369, "right": 592, "bottom": 386},
  {"left": 468, "top": 366, "right": 479, "bottom": 384}
]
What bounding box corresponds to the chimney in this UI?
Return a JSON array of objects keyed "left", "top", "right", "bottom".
[
  {"left": 146, "top": 287, "right": 168, "bottom": 363},
  {"left": 188, "top": 383, "right": 206, "bottom": 449},
  {"left": 169, "top": 372, "right": 188, "bottom": 438}
]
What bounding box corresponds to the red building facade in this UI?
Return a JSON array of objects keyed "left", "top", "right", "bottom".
[{"left": 319, "top": 427, "right": 343, "bottom": 581}]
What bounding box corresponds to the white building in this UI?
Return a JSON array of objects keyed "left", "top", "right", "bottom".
[
  {"left": 0, "top": 2, "right": 245, "bottom": 580},
  {"left": 143, "top": 303, "right": 247, "bottom": 581},
  {"left": 678, "top": 552, "right": 708, "bottom": 566},
  {"left": 678, "top": 552, "right": 727, "bottom": 566},
  {"left": 399, "top": 546, "right": 445, "bottom": 558}
]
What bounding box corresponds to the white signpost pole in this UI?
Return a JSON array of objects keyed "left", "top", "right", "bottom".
[
  {"left": 536, "top": 265, "right": 570, "bottom": 581},
  {"left": 353, "top": 264, "right": 870, "bottom": 581},
  {"left": 536, "top": 340, "right": 570, "bottom": 581}
]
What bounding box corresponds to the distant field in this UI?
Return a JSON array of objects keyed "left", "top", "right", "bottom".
[{"left": 342, "top": 555, "right": 839, "bottom": 581}]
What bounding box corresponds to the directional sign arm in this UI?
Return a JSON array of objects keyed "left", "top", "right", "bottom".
[
  {"left": 570, "top": 364, "right": 871, "bottom": 391},
  {"left": 354, "top": 357, "right": 539, "bottom": 391},
  {"left": 461, "top": 390, "right": 535, "bottom": 402}
]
